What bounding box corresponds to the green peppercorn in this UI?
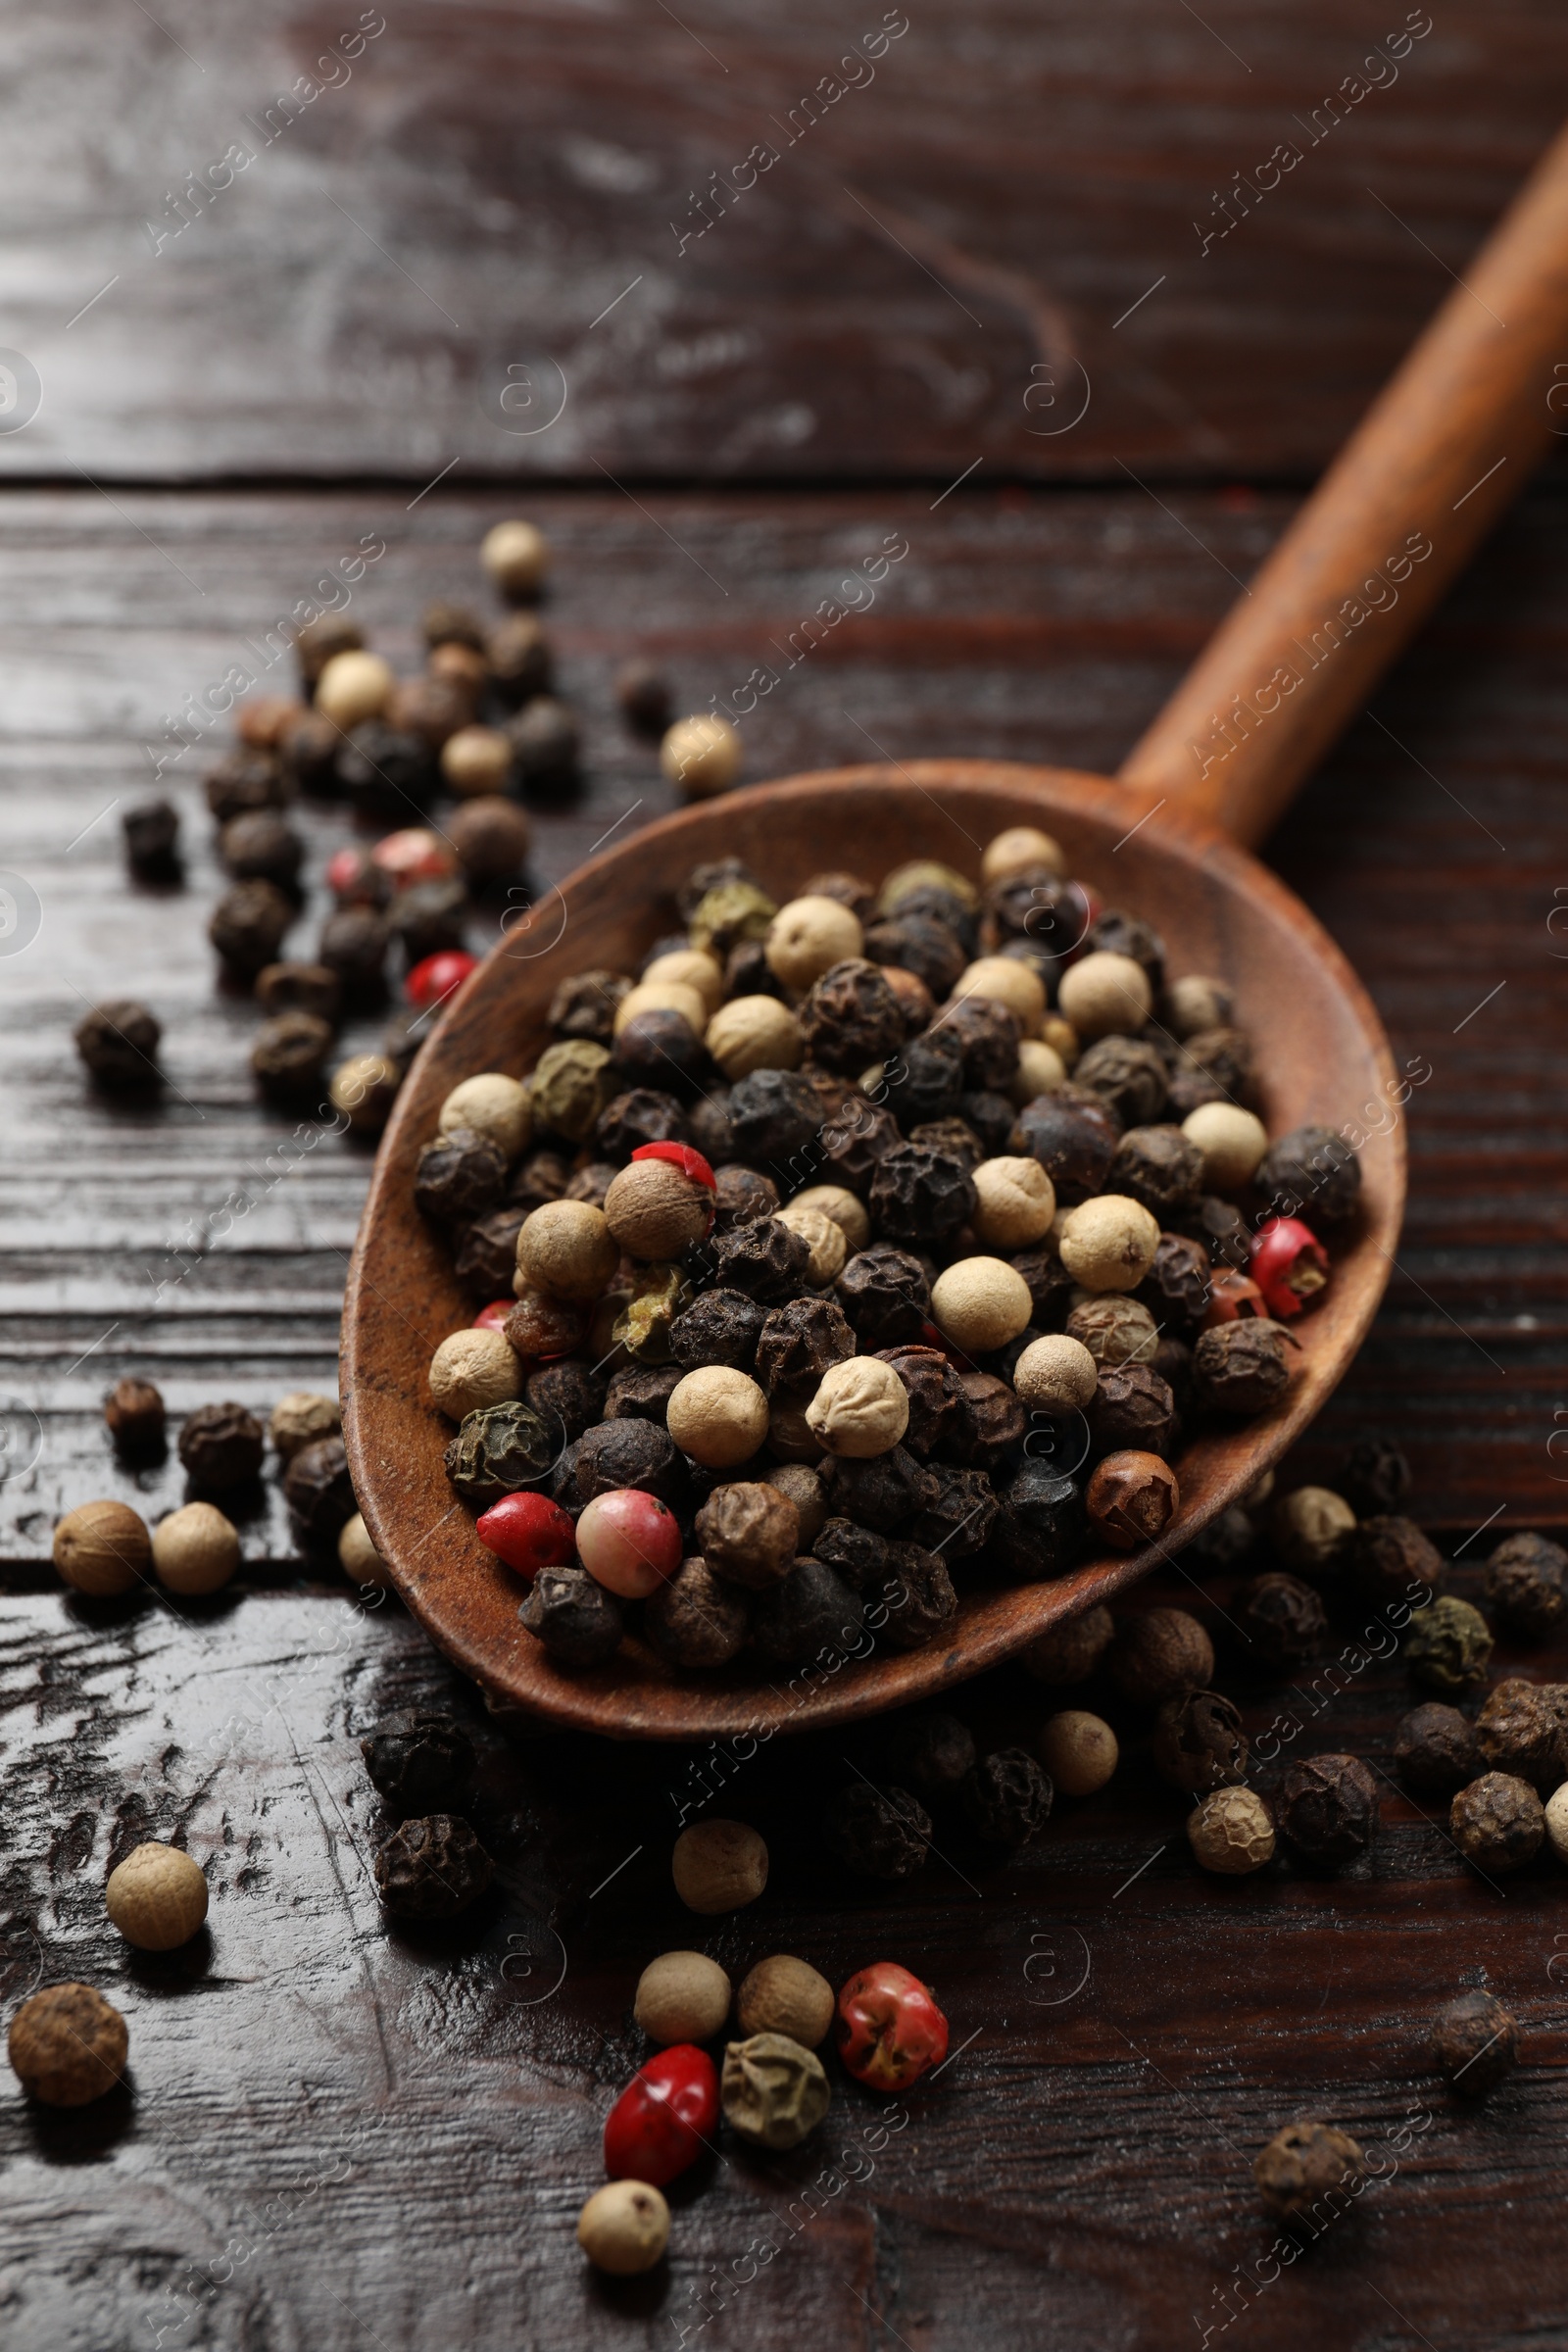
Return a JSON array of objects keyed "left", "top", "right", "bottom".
[
  {"left": 689, "top": 881, "right": 776, "bottom": 956},
  {"left": 529, "top": 1040, "right": 613, "bottom": 1143},
  {"left": 1404, "top": 1595, "right": 1494, "bottom": 1692}
]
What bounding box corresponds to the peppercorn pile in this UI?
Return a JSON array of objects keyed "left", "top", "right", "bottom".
[
  {"left": 416, "top": 829, "right": 1354, "bottom": 1680},
  {"left": 72, "top": 515, "right": 733, "bottom": 1131}
]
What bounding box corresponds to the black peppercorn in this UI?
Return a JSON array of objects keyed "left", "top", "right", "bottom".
[
  {"left": 524, "top": 1357, "right": 606, "bottom": 1448},
  {"left": 506, "top": 696, "right": 579, "bottom": 786},
  {"left": 725, "top": 1069, "right": 821, "bottom": 1169},
  {"left": 605, "top": 1363, "right": 684, "bottom": 1423},
  {"left": 1138, "top": 1232, "right": 1211, "bottom": 1331},
  {"left": 909, "top": 1464, "right": 998, "bottom": 1559},
  {"left": 336, "top": 722, "right": 437, "bottom": 818},
  {"left": 646, "top": 1556, "right": 751, "bottom": 1669},
  {"left": 389, "top": 879, "right": 468, "bottom": 965},
  {"left": 122, "top": 798, "right": 180, "bottom": 874},
  {"left": 1151, "top": 1690, "right": 1248, "bottom": 1792},
  {"left": 361, "top": 1712, "right": 476, "bottom": 1813},
  {"left": 488, "top": 612, "right": 554, "bottom": 705},
  {"left": 1233, "top": 1572, "right": 1327, "bottom": 1670},
  {"left": 835, "top": 1246, "right": 930, "bottom": 1348},
  {"left": 1257, "top": 1123, "right": 1362, "bottom": 1229},
  {"left": 863, "top": 913, "right": 968, "bottom": 1001},
  {"left": 448, "top": 796, "right": 530, "bottom": 888},
  {"left": 1277, "top": 1752, "right": 1379, "bottom": 1869},
  {"left": 819, "top": 1445, "right": 940, "bottom": 1535},
  {"left": 708, "top": 1167, "right": 776, "bottom": 1235},
  {"left": 1395, "top": 1702, "right": 1481, "bottom": 1795},
  {"left": 868, "top": 1143, "right": 977, "bottom": 1245},
  {"left": 1450, "top": 1771, "right": 1544, "bottom": 1876},
  {"left": 278, "top": 708, "right": 341, "bottom": 795},
  {"left": 178, "top": 1401, "right": 265, "bottom": 1494},
  {"left": 948, "top": 1372, "right": 1028, "bottom": 1469},
  {"left": 74, "top": 1000, "right": 162, "bottom": 1089},
  {"left": 1163, "top": 1062, "right": 1227, "bottom": 1118},
  {"left": 682, "top": 1089, "right": 736, "bottom": 1164},
  {"left": 445, "top": 1400, "right": 557, "bottom": 1503},
  {"left": 1253, "top": 2122, "right": 1367, "bottom": 2223},
  {"left": 865, "top": 1344, "right": 958, "bottom": 1457},
  {"left": 205, "top": 749, "right": 285, "bottom": 824},
  {"left": 104, "top": 1377, "right": 167, "bottom": 1459},
  {"left": 710, "top": 1216, "right": 812, "bottom": 1303},
  {"left": 670, "top": 1289, "right": 767, "bottom": 1374},
  {"left": 991, "top": 1464, "right": 1085, "bottom": 1580},
  {"left": 1007, "top": 1243, "right": 1072, "bottom": 1332},
  {"left": 612, "top": 657, "right": 671, "bottom": 734},
  {"left": 1345, "top": 1514, "right": 1445, "bottom": 1609},
  {"left": 1483, "top": 1531, "right": 1568, "bottom": 1641},
  {"left": 907, "top": 1117, "right": 985, "bottom": 1174},
  {"left": 453, "top": 1206, "right": 526, "bottom": 1298},
  {"left": 1009, "top": 1085, "right": 1121, "bottom": 1202},
  {"left": 884, "top": 879, "right": 979, "bottom": 953},
  {"left": 255, "top": 961, "right": 342, "bottom": 1027},
  {"left": 880, "top": 1030, "right": 965, "bottom": 1129},
  {"left": 1432, "top": 1989, "right": 1518, "bottom": 2097},
  {"left": 1192, "top": 1320, "right": 1294, "bottom": 1416},
  {"left": 882, "top": 1711, "right": 976, "bottom": 1794},
  {"left": 1086, "top": 907, "right": 1165, "bottom": 988},
  {"left": 1340, "top": 1431, "right": 1412, "bottom": 1517},
  {"left": 983, "top": 869, "right": 1087, "bottom": 957},
  {"left": 941, "top": 996, "right": 1023, "bottom": 1091},
  {"left": 554, "top": 1418, "right": 687, "bottom": 1511},
  {"left": 812, "top": 1517, "right": 892, "bottom": 1592},
  {"left": 520, "top": 1562, "right": 623, "bottom": 1666},
  {"left": 1475, "top": 1678, "right": 1566, "bottom": 1790},
  {"left": 959, "top": 1091, "right": 1018, "bottom": 1156},
  {"left": 1072, "top": 1035, "right": 1168, "bottom": 1127},
  {"left": 800, "top": 959, "right": 905, "bottom": 1074},
  {"left": 1181, "top": 1194, "right": 1252, "bottom": 1271},
  {"left": 220, "top": 810, "right": 305, "bottom": 892},
  {"left": 874, "top": 1541, "right": 957, "bottom": 1650},
  {"left": 753, "top": 1296, "right": 856, "bottom": 1399},
  {"left": 1173, "top": 1025, "right": 1253, "bottom": 1101},
  {"left": 749, "top": 1557, "right": 865, "bottom": 1664},
  {"left": 374, "top": 1814, "right": 494, "bottom": 1919},
  {"left": 509, "top": 1149, "right": 571, "bottom": 1209},
  {"left": 251, "top": 1010, "right": 333, "bottom": 1101},
  {"left": 414, "top": 1128, "right": 507, "bottom": 1228},
  {"left": 1089, "top": 1364, "right": 1176, "bottom": 1458},
  {"left": 818, "top": 1099, "right": 902, "bottom": 1197},
  {"left": 596, "top": 1088, "right": 690, "bottom": 1160},
  {"left": 318, "top": 905, "right": 391, "bottom": 1002},
  {"left": 209, "top": 880, "right": 294, "bottom": 978},
  {"left": 283, "top": 1436, "right": 357, "bottom": 1540},
  {"left": 1108, "top": 1125, "right": 1203, "bottom": 1222},
  {"left": 823, "top": 1782, "right": 931, "bottom": 1880},
  {"left": 1186, "top": 1503, "right": 1256, "bottom": 1570},
  {"left": 961, "top": 1748, "right": 1054, "bottom": 1847},
  {"left": 547, "top": 968, "right": 629, "bottom": 1045}
]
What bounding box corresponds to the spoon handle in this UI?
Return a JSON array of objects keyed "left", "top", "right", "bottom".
[{"left": 1118, "top": 118, "right": 1568, "bottom": 848}]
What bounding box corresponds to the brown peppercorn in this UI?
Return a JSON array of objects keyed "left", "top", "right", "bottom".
[
  {"left": 1037, "top": 1708, "right": 1118, "bottom": 1795},
  {"left": 255, "top": 960, "right": 342, "bottom": 1026},
  {"left": 74, "top": 999, "right": 163, "bottom": 1089},
  {"left": 962, "top": 1747, "right": 1054, "bottom": 1847},
  {"left": 1476, "top": 1678, "right": 1567, "bottom": 1790},
  {"left": 122, "top": 796, "right": 180, "bottom": 873},
  {"left": 865, "top": 910, "right": 968, "bottom": 1000},
  {"left": 296, "top": 610, "right": 364, "bottom": 691},
  {"left": 1341, "top": 1431, "right": 1412, "bottom": 1516},
  {"left": 824, "top": 1782, "right": 931, "bottom": 1880},
  {"left": 721, "top": 2032, "right": 830, "bottom": 2149},
  {"left": 1021, "top": 1603, "right": 1114, "bottom": 1687},
  {"left": 1257, "top": 1123, "right": 1362, "bottom": 1228},
  {"left": 104, "top": 1376, "right": 166, "bottom": 1457},
  {"left": 710, "top": 1165, "right": 779, "bottom": 1234},
  {"left": 882, "top": 1709, "right": 976, "bottom": 1794},
  {"left": 507, "top": 694, "right": 579, "bottom": 784},
  {"left": 1065, "top": 1294, "right": 1159, "bottom": 1369},
  {"left": 52, "top": 1499, "right": 151, "bottom": 1597},
  {"left": 373, "top": 1814, "right": 494, "bottom": 1919},
  {"left": 645, "top": 1556, "right": 751, "bottom": 1670},
  {"left": 390, "top": 877, "right": 468, "bottom": 965},
  {"left": 448, "top": 795, "right": 530, "bottom": 888},
  {"left": 1072, "top": 1035, "right": 1168, "bottom": 1127},
  {"left": 737, "top": 1956, "right": 834, "bottom": 2048},
  {"left": 1107, "top": 1606, "right": 1213, "bottom": 1706},
  {"left": 1346, "top": 1514, "right": 1446, "bottom": 1608},
  {"left": 251, "top": 1010, "right": 333, "bottom": 1100},
  {"left": 547, "top": 968, "right": 629, "bottom": 1045},
  {"left": 750, "top": 1557, "right": 865, "bottom": 1665},
  {"left": 1254, "top": 2121, "right": 1367, "bottom": 2222},
  {"left": 694, "top": 1480, "right": 799, "bottom": 1590},
  {"left": 1086, "top": 1450, "right": 1179, "bottom": 1550},
  {"left": 1234, "top": 1572, "right": 1327, "bottom": 1671},
  {"left": 1089, "top": 1364, "right": 1176, "bottom": 1458},
  {"left": 669, "top": 1288, "right": 766, "bottom": 1375},
  {"left": 1395, "top": 1702, "right": 1481, "bottom": 1795},
  {"left": 178, "top": 1401, "right": 265, "bottom": 1494},
  {"left": 835, "top": 1244, "right": 930, "bottom": 1347},
  {"left": 802, "top": 957, "right": 906, "bottom": 1073},
  {"left": 672, "top": 1818, "right": 768, "bottom": 1913},
  {"left": 453, "top": 1205, "right": 527, "bottom": 1299},
  {"left": 875, "top": 1542, "right": 957, "bottom": 1651},
  {"left": 210, "top": 878, "right": 294, "bottom": 976},
  {"left": 1272, "top": 1486, "right": 1356, "bottom": 1583},
  {"left": 318, "top": 904, "right": 391, "bottom": 1002},
  {"left": 604, "top": 1362, "right": 683, "bottom": 1423},
  {"left": 283, "top": 1436, "right": 357, "bottom": 1541},
  {"left": 710, "top": 1214, "right": 812, "bottom": 1302},
  {"left": 8, "top": 1983, "right": 128, "bottom": 2106},
  {"left": 1277, "top": 1753, "right": 1379, "bottom": 1870},
  {"left": 1432, "top": 1989, "right": 1518, "bottom": 2097},
  {"left": 1008, "top": 1085, "right": 1121, "bottom": 1203},
  {"left": 870, "top": 1345, "right": 962, "bottom": 1456},
  {"left": 415, "top": 1127, "right": 508, "bottom": 1228},
  {"left": 868, "top": 1143, "right": 978, "bottom": 1246},
  {"left": 1192, "top": 1319, "right": 1294, "bottom": 1416},
  {"left": 1135, "top": 1231, "right": 1211, "bottom": 1331},
  {"left": 1484, "top": 1531, "right": 1568, "bottom": 1641},
  {"left": 361, "top": 1712, "right": 475, "bottom": 1812},
  {"left": 1107, "top": 1124, "right": 1203, "bottom": 1220},
  {"left": 818, "top": 1099, "right": 903, "bottom": 1197},
  {"left": 205, "top": 747, "right": 286, "bottom": 822},
  {"left": 506, "top": 1287, "right": 591, "bottom": 1364},
  {"left": 1450, "top": 1771, "right": 1544, "bottom": 1876},
  {"left": 220, "top": 808, "right": 304, "bottom": 890},
  {"left": 520, "top": 1563, "right": 624, "bottom": 1666},
  {"left": 1152, "top": 1690, "right": 1247, "bottom": 1793}
]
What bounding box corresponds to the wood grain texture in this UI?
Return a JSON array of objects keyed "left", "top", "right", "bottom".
[{"left": 4, "top": 2, "right": 1568, "bottom": 480}]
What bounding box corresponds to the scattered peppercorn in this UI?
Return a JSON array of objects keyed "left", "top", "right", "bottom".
[
  {"left": 1432, "top": 1988, "right": 1518, "bottom": 2097},
  {"left": 373, "top": 1814, "right": 494, "bottom": 1919},
  {"left": 1277, "top": 1752, "right": 1379, "bottom": 1870},
  {"left": 961, "top": 1747, "right": 1054, "bottom": 1846},
  {"left": 74, "top": 999, "right": 162, "bottom": 1088},
  {"left": 1476, "top": 1678, "right": 1566, "bottom": 1789},
  {"left": 721, "top": 2031, "right": 830, "bottom": 2149},
  {"left": 1395, "top": 1702, "right": 1481, "bottom": 1795},
  {"left": 1450, "top": 1772, "right": 1544, "bottom": 1876},
  {"left": 1405, "top": 1595, "right": 1493, "bottom": 1692},
  {"left": 1021, "top": 1604, "right": 1114, "bottom": 1687},
  {"left": 1254, "top": 2120, "right": 1367, "bottom": 2222},
  {"left": 178, "top": 1400, "right": 264, "bottom": 1494},
  {"left": 8, "top": 1983, "right": 128, "bottom": 2106},
  {"left": 1484, "top": 1531, "right": 1568, "bottom": 1641},
  {"left": 672, "top": 1818, "right": 768, "bottom": 1913},
  {"left": 1188, "top": 1786, "right": 1275, "bottom": 1875},
  {"left": 1152, "top": 1690, "right": 1248, "bottom": 1793},
  {"left": 105, "top": 1841, "right": 208, "bottom": 1951},
  {"left": 1347, "top": 1513, "right": 1445, "bottom": 1608},
  {"left": 361, "top": 1712, "right": 476, "bottom": 1813},
  {"left": 1234, "top": 1572, "right": 1327, "bottom": 1670},
  {"left": 824, "top": 1781, "right": 931, "bottom": 1879},
  {"left": 104, "top": 1376, "right": 166, "bottom": 1456},
  {"left": 1341, "top": 1431, "right": 1413, "bottom": 1516}
]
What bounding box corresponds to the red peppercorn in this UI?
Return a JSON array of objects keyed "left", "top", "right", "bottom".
[
  {"left": 631, "top": 1141, "right": 716, "bottom": 1192},
  {"left": 407, "top": 950, "right": 479, "bottom": 1009},
  {"left": 472, "top": 1299, "right": 514, "bottom": 1333},
  {"left": 1203, "top": 1267, "right": 1267, "bottom": 1327},
  {"left": 835, "top": 1961, "right": 950, "bottom": 2091},
  {"left": 372, "top": 827, "right": 458, "bottom": 886},
  {"left": 475, "top": 1491, "right": 576, "bottom": 1579},
  {"left": 603, "top": 2044, "right": 719, "bottom": 2186},
  {"left": 1250, "top": 1215, "right": 1331, "bottom": 1318}
]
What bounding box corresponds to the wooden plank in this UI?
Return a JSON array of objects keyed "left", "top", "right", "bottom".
[{"left": 4, "top": 4, "right": 1568, "bottom": 479}]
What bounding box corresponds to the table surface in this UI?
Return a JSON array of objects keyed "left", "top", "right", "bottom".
[{"left": 3, "top": 7, "right": 1568, "bottom": 2348}]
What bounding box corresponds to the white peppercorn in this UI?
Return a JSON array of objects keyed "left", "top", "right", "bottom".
[
  {"left": 1058, "top": 1195, "right": 1161, "bottom": 1293},
  {"left": 662, "top": 713, "right": 741, "bottom": 799},
  {"left": 1056, "top": 951, "right": 1152, "bottom": 1040},
  {"left": 440, "top": 725, "right": 513, "bottom": 798},
  {"left": 706, "top": 996, "right": 805, "bottom": 1078},
  {"left": 970, "top": 1155, "right": 1056, "bottom": 1247},
  {"left": 773, "top": 1203, "right": 847, "bottom": 1287},
  {"left": 438, "top": 1073, "right": 531, "bottom": 1159},
  {"left": 635, "top": 1949, "right": 733, "bottom": 2042},
  {"left": 1182, "top": 1102, "right": 1269, "bottom": 1191},
  {"left": 481, "top": 517, "right": 551, "bottom": 596},
  {"left": 152, "top": 1502, "right": 240, "bottom": 1596},
  {"left": 517, "top": 1199, "right": 620, "bottom": 1298},
  {"left": 427, "top": 1328, "right": 522, "bottom": 1420},
  {"left": 338, "top": 1511, "right": 392, "bottom": 1586},
  {"left": 1037, "top": 1710, "right": 1118, "bottom": 1795},
  {"left": 1010, "top": 1039, "right": 1068, "bottom": 1104},
  {"left": 786, "top": 1184, "right": 870, "bottom": 1252},
  {"left": 1012, "top": 1333, "right": 1098, "bottom": 1414},
  {"left": 577, "top": 2180, "right": 669, "bottom": 2276},
  {"left": 954, "top": 956, "right": 1045, "bottom": 1035},
  {"left": 806, "top": 1356, "right": 911, "bottom": 1458},
  {"left": 53, "top": 1500, "right": 150, "bottom": 1597},
  {"left": 105, "top": 1841, "right": 209, "bottom": 1949},
  {"left": 269, "top": 1391, "right": 341, "bottom": 1461},
  {"left": 316, "top": 649, "right": 393, "bottom": 728},
  {"left": 929, "top": 1255, "right": 1033, "bottom": 1352},
  {"left": 982, "top": 824, "right": 1065, "bottom": 883},
  {"left": 765, "top": 896, "right": 864, "bottom": 990},
  {"left": 1188, "top": 1787, "right": 1275, "bottom": 1874}
]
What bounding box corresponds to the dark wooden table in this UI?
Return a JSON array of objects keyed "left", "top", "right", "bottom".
[{"left": 3, "top": 7, "right": 1568, "bottom": 2346}]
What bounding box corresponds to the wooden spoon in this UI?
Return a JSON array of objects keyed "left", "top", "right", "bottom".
[{"left": 343, "top": 126, "right": 1568, "bottom": 1739}]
